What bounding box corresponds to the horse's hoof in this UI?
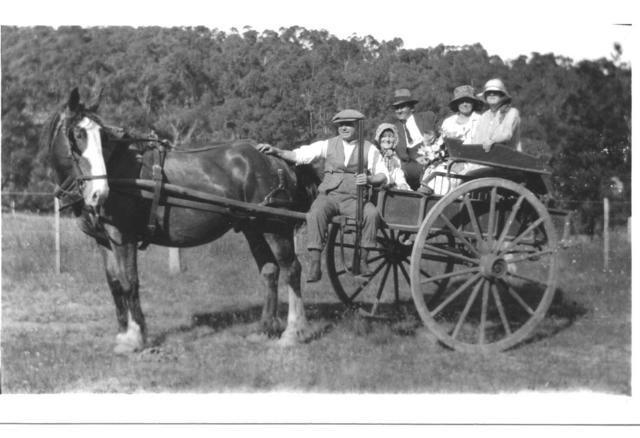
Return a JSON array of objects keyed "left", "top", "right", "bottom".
[
  {"left": 114, "top": 330, "right": 144, "bottom": 354},
  {"left": 277, "top": 323, "right": 318, "bottom": 347},
  {"left": 113, "top": 342, "right": 142, "bottom": 355},
  {"left": 277, "top": 331, "right": 300, "bottom": 347},
  {"left": 259, "top": 318, "right": 284, "bottom": 337}
]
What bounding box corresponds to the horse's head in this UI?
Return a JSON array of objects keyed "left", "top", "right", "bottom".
[{"left": 43, "top": 88, "right": 110, "bottom": 211}]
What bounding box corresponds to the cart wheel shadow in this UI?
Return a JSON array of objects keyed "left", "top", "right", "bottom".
[
  {"left": 513, "top": 287, "right": 589, "bottom": 349},
  {"left": 426, "top": 282, "right": 588, "bottom": 352}
]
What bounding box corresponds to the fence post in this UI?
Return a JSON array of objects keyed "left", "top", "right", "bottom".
[
  {"left": 168, "top": 247, "right": 185, "bottom": 275},
  {"left": 11, "top": 199, "right": 16, "bottom": 215},
  {"left": 54, "top": 197, "right": 61, "bottom": 274},
  {"left": 603, "top": 197, "right": 610, "bottom": 270}
]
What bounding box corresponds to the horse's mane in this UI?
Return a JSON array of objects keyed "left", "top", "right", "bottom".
[{"left": 41, "top": 110, "right": 62, "bottom": 152}]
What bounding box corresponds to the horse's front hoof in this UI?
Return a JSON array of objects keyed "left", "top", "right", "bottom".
[
  {"left": 113, "top": 341, "right": 142, "bottom": 355},
  {"left": 278, "top": 322, "right": 326, "bottom": 347},
  {"left": 114, "top": 330, "right": 144, "bottom": 354},
  {"left": 277, "top": 330, "right": 301, "bottom": 347},
  {"left": 260, "top": 317, "right": 284, "bottom": 338}
]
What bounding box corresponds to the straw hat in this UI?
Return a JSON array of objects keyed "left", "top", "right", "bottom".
[
  {"left": 449, "top": 85, "right": 484, "bottom": 112},
  {"left": 482, "top": 78, "right": 512, "bottom": 100}
]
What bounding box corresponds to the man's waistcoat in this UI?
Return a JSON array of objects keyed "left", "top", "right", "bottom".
[{"left": 317, "top": 136, "right": 372, "bottom": 196}]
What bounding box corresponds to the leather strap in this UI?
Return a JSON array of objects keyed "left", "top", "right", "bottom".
[{"left": 142, "top": 146, "right": 166, "bottom": 248}]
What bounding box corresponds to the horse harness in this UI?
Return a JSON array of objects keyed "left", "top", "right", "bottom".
[{"left": 53, "top": 116, "right": 296, "bottom": 249}]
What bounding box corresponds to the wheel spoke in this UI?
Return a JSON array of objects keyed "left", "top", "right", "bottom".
[
  {"left": 505, "top": 270, "right": 548, "bottom": 287},
  {"left": 452, "top": 277, "right": 484, "bottom": 340},
  {"left": 398, "top": 259, "right": 412, "bottom": 286},
  {"left": 392, "top": 262, "right": 400, "bottom": 302},
  {"left": 499, "top": 279, "right": 535, "bottom": 315},
  {"left": 506, "top": 248, "right": 556, "bottom": 264},
  {"left": 495, "top": 194, "right": 526, "bottom": 251},
  {"left": 479, "top": 280, "right": 490, "bottom": 344},
  {"left": 490, "top": 280, "right": 512, "bottom": 336},
  {"left": 487, "top": 186, "right": 497, "bottom": 247},
  {"left": 439, "top": 213, "right": 481, "bottom": 258},
  {"left": 422, "top": 243, "right": 478, "bottom": 265},
  {"left": 462, "top": 194, "right": 484, "bottom": 244},
  {"left": 502, "top": 217, "right": 545, "bottom": 251},
  {"left": 379, "top": 227, "right": 392, "bottom": 242},
  {"left": 345, "top": 260, "right": 388, "bottom": 301},
  {"left": 431, "top": 272, "right": 482, "bottom": 317},
  {"left": 367, "top": 253, "right": 387, "bottom": 264},
  {"left": 375, "top": 262, "right": 392, "bottom": 300},
  {"left": 420, "top": 266, "right": 479, "bottom": 285}
]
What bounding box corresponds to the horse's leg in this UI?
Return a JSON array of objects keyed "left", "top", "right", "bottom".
[
  {"left": 242, "top": 228, "right": 283, "bottom": 336},
  {"left": 264, "top": 231, "right": 310, "bottom": 346},
  {"left": 99, "top": 225, "right": 146, "bottom": 354}
]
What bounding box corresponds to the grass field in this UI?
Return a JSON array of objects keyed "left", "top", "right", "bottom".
[{"left": 0, "top": 212, "right": 631, "bottom": 394}]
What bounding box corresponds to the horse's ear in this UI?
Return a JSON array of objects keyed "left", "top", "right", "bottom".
[
  {"left": 68, "top": 88, "right": 81, "bottom": 112},
  {"left": 88, "top": 87, "right": 103, "bottom": 112}
]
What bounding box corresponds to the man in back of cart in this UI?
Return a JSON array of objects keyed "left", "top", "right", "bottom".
[{"left": 256, "top": 109, "right": 390, "bottom": 282}]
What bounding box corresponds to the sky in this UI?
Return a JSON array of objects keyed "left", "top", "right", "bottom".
[{"left": 1, "top": 0, "right": 635, "bottom": 64}]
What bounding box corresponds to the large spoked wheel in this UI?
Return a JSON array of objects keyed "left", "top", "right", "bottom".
[
  {"left": 410, "top": 178, "right": 559, "bottom": 353},
  {"left": 326, "top": 221, "right": 415, "bottom": 315}
]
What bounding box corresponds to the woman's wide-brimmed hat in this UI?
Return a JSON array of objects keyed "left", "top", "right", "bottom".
[
  {"left": 449, "top": 85, "right": 484, "bottom": 112},
  {"left": 391, "top": 88, "right": 419, "bottom": 107},
  {"left": 481, "top": 78, "right": 512, "bottom": 100},
  {"left": 331, "top": 109, "right": 365, "bottom": 124}
]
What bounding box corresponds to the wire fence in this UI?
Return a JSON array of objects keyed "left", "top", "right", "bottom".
[{"left": 2, "top": 191, "right": 632, "bottom": 272}]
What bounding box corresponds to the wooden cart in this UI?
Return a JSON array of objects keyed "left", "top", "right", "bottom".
[{"left": 325, "top": 140, "right": 572, "bottom": 353}]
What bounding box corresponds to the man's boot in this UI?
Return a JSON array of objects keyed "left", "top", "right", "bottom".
[
  {"left": 307, "top": 249, "right": 322, "bottom": 283},
  {"left": 358, "top": 249, "right": 373, "bottom": 277}
]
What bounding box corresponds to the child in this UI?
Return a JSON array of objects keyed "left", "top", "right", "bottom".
[{"left": 374, "top": 123, "right": 411, "bottom": 191}]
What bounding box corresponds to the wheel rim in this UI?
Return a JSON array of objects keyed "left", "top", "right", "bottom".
[
  {"left": 326, "top": 222, "right": 413, "bottom": 314},
  {"left": 410, "top": 178, "right": 559, "bottom": 352}
]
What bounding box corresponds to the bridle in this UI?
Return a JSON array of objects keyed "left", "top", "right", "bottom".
[{"left": 52, "top": 113, "right": 109, "bottom": 211}]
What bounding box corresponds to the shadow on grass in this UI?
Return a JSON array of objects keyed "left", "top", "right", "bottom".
[
  {"left": 148, "top": 287, "right": 587, "bottom": 351},
  {"left": 513, "top": 287, "right": 589, "bottom": 350},
  {"left": 148, "top": 300, "right": 423, "bottom": 347}
]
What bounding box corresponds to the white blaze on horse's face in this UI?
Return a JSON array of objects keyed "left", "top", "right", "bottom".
[{"left": 77, "top": 117, "right": 109, "bottom": 207}]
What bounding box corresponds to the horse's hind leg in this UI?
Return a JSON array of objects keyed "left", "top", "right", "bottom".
[
  {"left": 242, "top": 228, "right": 284, "bottom": 337},
  {"left": 264, "top": 232, "right": 310, "bottom": 346},
  {"left": 98, "top": 228, "right": 146, "bottom": 354}
]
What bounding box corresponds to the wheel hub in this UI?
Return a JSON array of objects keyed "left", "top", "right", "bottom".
[
  {"left": 479, "top": 254, "right": 508, "bottom": 278},
  {"left": 380, "top": 237, "right": 411, "bottom": 263}
]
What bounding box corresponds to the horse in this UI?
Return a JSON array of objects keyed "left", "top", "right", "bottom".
[{"left": 42, "top": 88, "right": 318, "bottom": 354}]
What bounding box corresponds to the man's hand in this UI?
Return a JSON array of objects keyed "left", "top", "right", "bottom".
[
  {"left": 482, "top": 140, "right": 494, "bottom": 153},
  {"left": 256, "top": 143, "right": 278, "bottom": 155},
  {"left": 355, "top": 173, "right": 369, "bottom": 186}
]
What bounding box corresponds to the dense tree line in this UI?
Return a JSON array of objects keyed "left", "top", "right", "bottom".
[{"left": 1, "top": 25, "right": 631, "bottom": 232}]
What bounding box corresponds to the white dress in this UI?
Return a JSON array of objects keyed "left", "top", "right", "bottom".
[{"left": 422, "top": 112, "right": 482, "bottom": 195}]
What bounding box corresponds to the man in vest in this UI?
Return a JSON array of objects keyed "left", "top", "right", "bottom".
[
  {"left": 390, "top": 88, "right": 438, "bottom": 190},
  {"left": 256, "top": 109, "right": 390, "bottom": 282}
]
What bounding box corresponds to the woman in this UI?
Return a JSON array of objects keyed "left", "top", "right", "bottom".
[
  {"left": 419, "top": 85, "right": 484, "bottom": 195},
  {"left": 439, "top": 84, "right": 484, "bottom": 144},
  {"left": 471, "top": 78, "right": 522, "bottom": 152},
  {"left": 374, "top": 123, "right": 411, "bottom": 191}
]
